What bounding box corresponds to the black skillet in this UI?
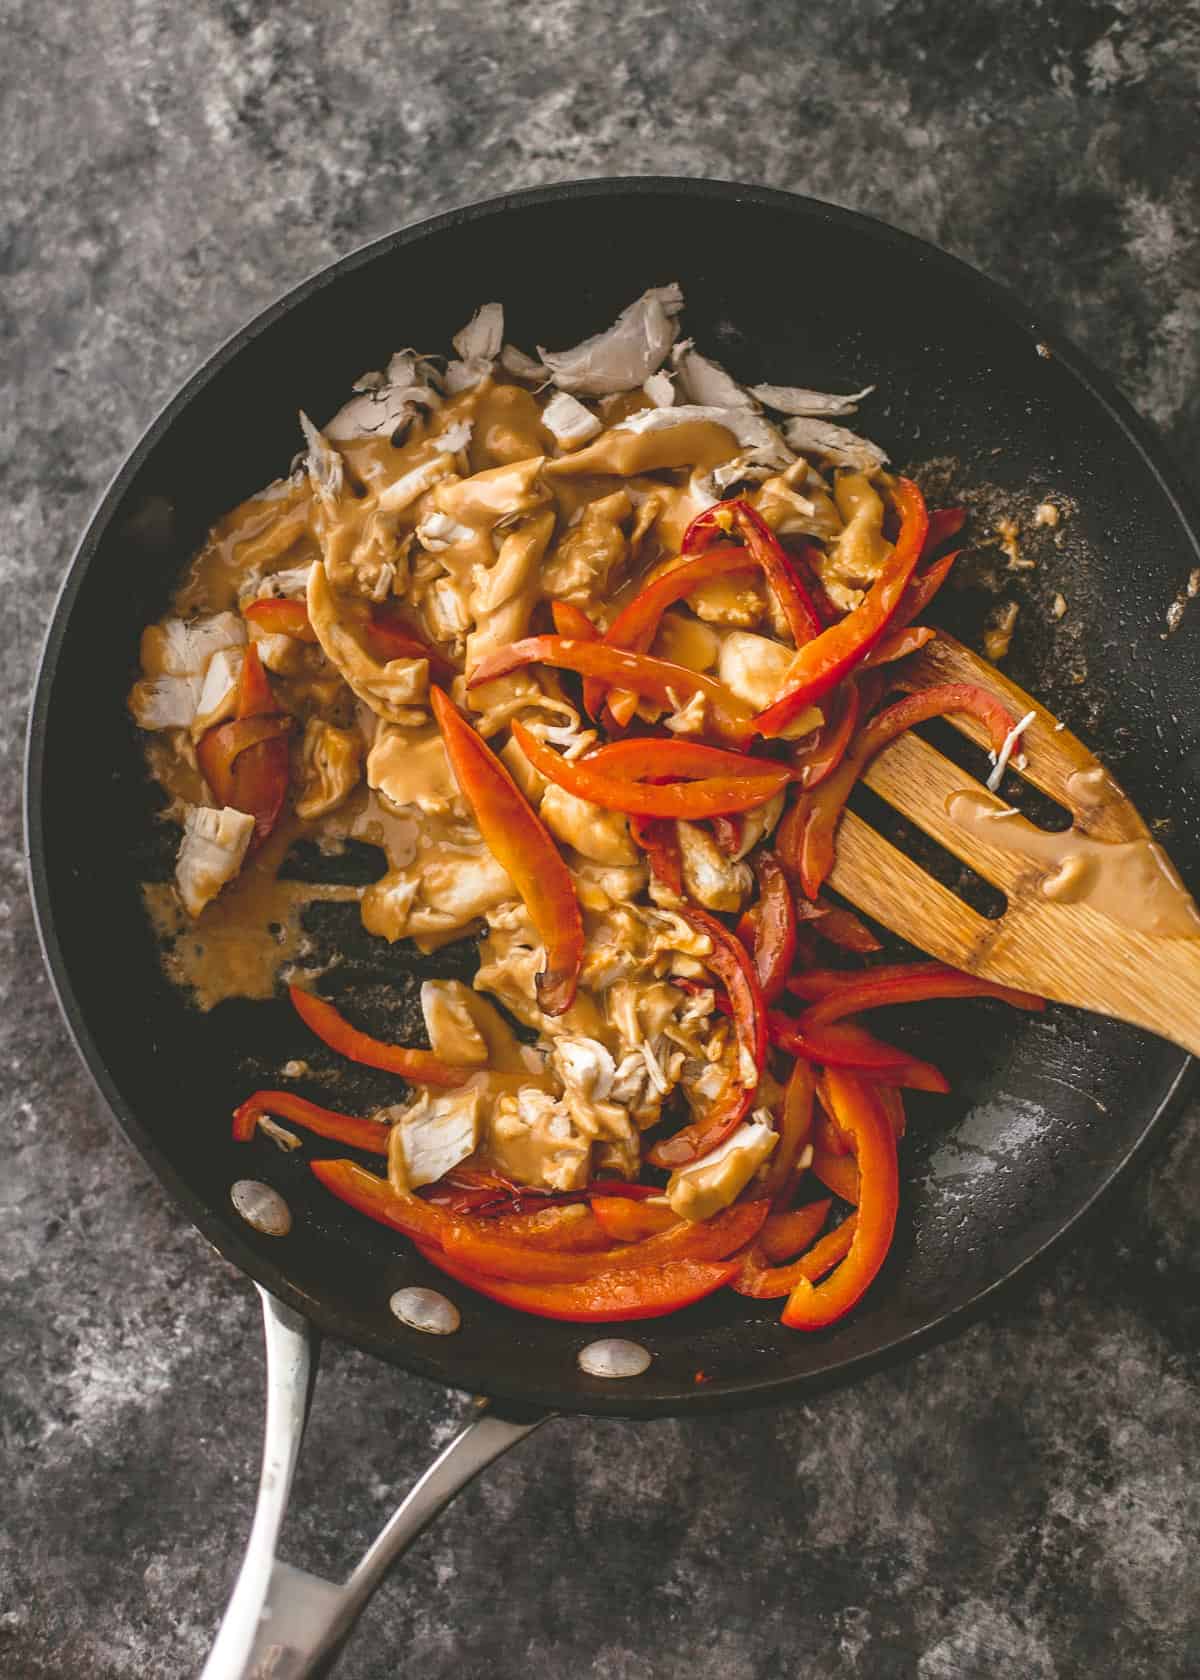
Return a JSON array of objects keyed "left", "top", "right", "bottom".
[{"left": 25, "top": 179, "right": 1200, "bottom": 1673}]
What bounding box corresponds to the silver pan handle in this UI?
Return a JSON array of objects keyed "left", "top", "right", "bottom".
[{"left": 200, "top": 1286, "right": 550, "bottom": 1680}]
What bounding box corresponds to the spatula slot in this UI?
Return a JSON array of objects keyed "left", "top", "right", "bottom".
[
  {"left": 917, "top": 717, "right": 1074, "bottom": 831},
  {"left": 847, "top": 783, "right": 1007, "bottom": 920}
]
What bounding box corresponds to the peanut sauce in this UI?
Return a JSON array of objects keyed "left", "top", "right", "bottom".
[
  {"left": 947, "top": 790, "right": 1200, "bottom": 938},
  {"left": 132, "top": 336, "right": 859, "bottom": 1193},
  {"left": 142, "top": 380, "right": 731, "bottom": 1012}
]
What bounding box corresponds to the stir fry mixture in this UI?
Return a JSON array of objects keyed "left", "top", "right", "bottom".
[{"left": 130, "top": 285, "right": 1045, "bottom": 1330}]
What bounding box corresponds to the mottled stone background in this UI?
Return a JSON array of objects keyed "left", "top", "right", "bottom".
[{"left": 3, "top": 2, "right": 1199, "bottom": 1676}]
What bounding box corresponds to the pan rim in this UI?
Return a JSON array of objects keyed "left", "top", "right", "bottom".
[{"left": 24, "top": 174, "right": 1199, "bottom": 1418}]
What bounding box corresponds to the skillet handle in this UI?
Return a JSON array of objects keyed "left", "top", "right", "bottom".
[{"left": 200, "top": 1286, "right": 550, "bottom": 1680}]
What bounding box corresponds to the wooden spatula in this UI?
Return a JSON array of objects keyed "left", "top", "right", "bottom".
[{"left": 826, "top": 632, "right": 1200, "bottom": 1056}]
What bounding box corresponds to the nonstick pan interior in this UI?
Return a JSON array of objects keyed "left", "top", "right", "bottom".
[{"left": 26, "top": 180, "right": 1200, "bottom": 1417}]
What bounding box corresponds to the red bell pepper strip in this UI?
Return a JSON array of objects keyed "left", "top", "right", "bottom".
[
  {"left": 788, "top": 971, "right": 851, "bottom": 1002},
  {"left": 768, "top": 1012, "right": 951, "bottom": 1093},
  {"left": 629, "top": 815, "right": 683, "bottom": 894},
  {"left": 789, "top": 682, "right": 861, "bottom": 791},
  {"left": 800, "top": 963, "right": 1044, "bottom": 1027},
  {"left": 681, "top": 498, "right": 823, "bottom": 646},
  {"left": 419, "top": 1183, "right": 507, "bottom": 1215},
  {"left": 237, "top": 642, "right": 275, "bottom": 717},
  {"left": 769, "top": 792, "right": 810, "bottom": 880},
  {"left": 793, "top": 552, "right": 846, "bottom": 630},
  {"left": 814, "top": 1108, "right": 852, "bottom": 1157},
  {"left": 234, "top": 646, "right": 290, "bottom": 851},
  {"left": 290, "top": 986, "right": 470, "bottom": 1087},
  {"left": 876, "top": 1084, "right": 907, "bottom": 1141},
  {"left": 421, "top": 1165, "right": 563, "bottom": 1215},
  {"left": 551, "top": 600, "right": 599, "bottom": 639},
  {"left": 731, "top": 1211, "right": 858, "bottom": 1298},
  {"left": 600, "top": 546, "right": 756, "bottom": 657},
  {"left": 888, "top": 549, "right": 960, "bottom": 635},
  {"left": 781, "top": 1069, "right": 899, "bottom": 1328},
  {"left": 758, "top": 1058, "right": 815, "bottom": 1206},
  {"left": 648, "top": 906, "right": 768, "bottom": 1168},
  {"left": 232, "top": 1089, "right": 391, "bottom": 1152},
  {"left": 853, "top": 542, "right": 959, "bottom": 679},
  {"left": 226, "top": 730, "right": 291, "bottom": 849},
  {"left": 600, "top": 530, "right": 811, "bottom": 724},
  {"left": 860, "top": 624, "right": 936, "bottom": 669},
  {"left": 366, "top": 607, "right": 457, "bottom": 682},
  {"left": 312, "top": 1158, "right": 452, "bottom": 1245},
  {"left": 922, "top": 506, "right": 966, "bottom": 558},
  {"left": 584, "top": 1181, "right": 664, "bottom": 1201},
  {"left": 481, "top": 1207, "right": 613, "bottom": 1252},
  {"left": 511, "top": 720, "right": 789, "bottom": 820},
  {"left": 421, "top": 1171, "right": 661, "bottom": 1220},
  {"left": 415, "top": 1242, "right": 743, "bottom": 1323},
  {"left": 787, "top": 960, "right": 951, "bottom": 1001},
  {"left": 584, "top": 1180, "right": 664, "bottom": 1199},
  {"left": 760, "top": 1198, "right": 833, "bottom": 1264},
  {"left": 601, "top": 689, "right": 639, "bottom": 732},
  {"left": 313, "top": 1160, "right": 659, "bottom": 1265},
  {"left": 432, "top": 689, "right": 583, "bottom": 1015},
  {"left": 744, "top": 853, "right": 796, "bottom": 1003},
  {"left": 196, "top": 713, "right": 293, "bottom": 802},
  {"left": 783, "top": 679, "right": 1018, "bottom": 899},
  {"left": 691, "top": 984, "right": 947, "bottom": 1092},
  {"left": 581, "top": 737, "right": 789, "bottom": 782},
  {"left": 798, "top": 898, "right": 882, "bottom": 953},
  {"left": 810, "top": 1147, "right": 860, "bottom": 1204},
  {"left": 750, "top": 477, "right": 930, "bottom": 735},
  {"left": 196, "top": 645, "right": 292, "bottom": 848},
  {"left": 734, "top": 902, "right": 759, "bottom": 958},
  {"left": 870, "top": 680, "right": 1017, "bottom": 757},
  {"left": 681, "top": 500, "right": 736, "bottom": 549},
  {"left": 243, "top": 598, "right": 319, "bottom": 642},
  {"left": 590, "top": 1197, "right": 679, "bottom": 1242},
  {"left": 440, "top": 1197, "right": 768, "bottom": 1283},
  {"left": 558, "top": 585, "right": 621, "bottom": 723},
  {"left": 588, "top": 545, "right": 753, "bottom": 723},
  {"left": 467, "top": 636, "right": 757, "bottom": 746},
  {"left": 419, "top": 1169, "right": 641, "bottom": 1246}
]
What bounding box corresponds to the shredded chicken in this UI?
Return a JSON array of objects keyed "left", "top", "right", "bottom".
[
  {"left": 307, "top": 562, "right": 429, "bottom": 724},
  {"left": 750, "top": 381, "right": 874, "bottom": 417},
  {"left": 666, "top": 1117, "right": 778, "bottom": 1221},
  {"left": 129, "top": 673, "right": 205, "bottom": 731},
  {"left": 676, "top": 821, "right": 753, "bottom": 912},
  {"left": 539, "top": 783, "right": 638, "bottom": 866},
  {"left": 295, "top": 719, "right": 362, "bottom": 819},
  {"left": 131, "top": 281, "right": 903, "bottom": 1198},
  {"left": 815, "top": 473, "right": 892, "bottom": 608},
  {"left": 141, "top": 613, "right": 246, "bottom": 678},
  {"left": 390, "top": 1083, "right": 486, "bottom": 1188},
  {"left": 325, "top": 352, "right": 441, "bottom": 444},
  {"left": 782, "top": 416, "right": 888, "bottom": 471},
  {"left": 444, "top": 302, "right": 505, "bottom": 392},
  {"left": 542, "top": 390, "right": 602, "bottom": 448},
  {"left": 175, "top": 805, "right": 254, "bottom": 916},
  {"left": 670, "top": 341, "right": 753, "bottom": 408},
  {"left": 539, "top": 284, "right": 684, "bottom": 395},
  {"left": 540, "top": 490, "right": 630, "bottom": 602},
  {"left": 420, "top": 979, "right": 490, "bottom": 1065}
]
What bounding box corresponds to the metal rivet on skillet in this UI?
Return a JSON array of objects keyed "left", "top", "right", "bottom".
[
  {"left": 230, "top": 1179, "right": 292, "bottom": 1237},
  {"left": 577, "top": 1338, "right": 652, "bottom": 1379},
  {"left": 390, "top": 1287, "right": 461, "bottom": 1335}
]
